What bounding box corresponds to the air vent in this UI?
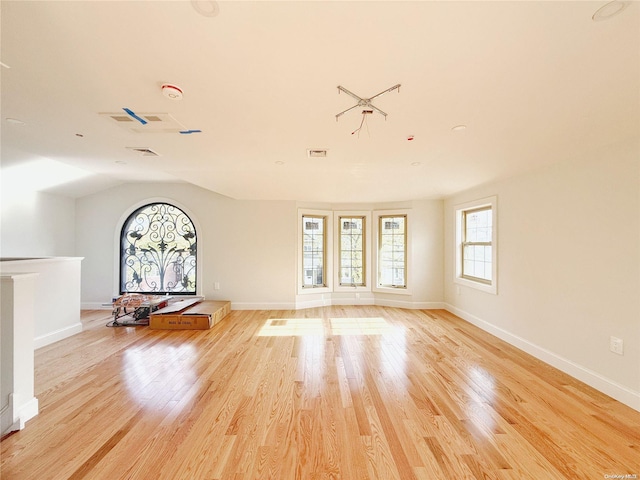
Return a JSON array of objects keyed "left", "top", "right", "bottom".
[
  {"left": 99, "top": 112, "right": 186, "bottom": 133},
  {"left": 126, "top": 147, "right": 160, "bottom": 157},
  {"left": 112, "top": 115, "right": 134, "bottom": 122},
  {"left": 307, "top": 149, "right": 328, "bottom": 158}
]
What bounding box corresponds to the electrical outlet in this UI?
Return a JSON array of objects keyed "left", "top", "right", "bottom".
[
  {"left": 610, "top": 336, "right": 624, "bottom": 355},
  {"left": 214, "top": 282, "right": 220, "bottom": 290}
]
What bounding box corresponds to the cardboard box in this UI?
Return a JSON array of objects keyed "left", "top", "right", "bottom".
[{"left": 149, "top": 300, "right": 230, "bottom": 330}]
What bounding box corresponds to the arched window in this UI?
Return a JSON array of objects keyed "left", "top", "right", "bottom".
[{"left": 120, "top": 202, "right": 197, "bottom": 294}]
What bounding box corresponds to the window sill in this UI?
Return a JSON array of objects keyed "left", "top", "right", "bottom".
[
  {"left": 334, "top": 285, "right": 370, "bottom": 293},
  {"left": 372, "top": 285, "right": 412, "bottom": 296},
  {"left": 454, "top": 276, "right": 497, "bottom": 295},
  {"left": 298, "top": 285, "right": 332, "bottom": 295}
]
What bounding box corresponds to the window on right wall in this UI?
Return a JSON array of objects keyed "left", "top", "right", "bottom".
[{"left": 455, "top": 196, "right": 497, "bottom": 294}]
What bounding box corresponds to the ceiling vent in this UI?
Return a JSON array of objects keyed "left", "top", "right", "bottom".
[
  {"left": 99, "top": 112, "right": 185, "bottom": 134},
  {"left": 307, "top": 149, "right": 328, "bottom": 158},
  {"left": 126, "top": 147, "right": 160, "bottom": 157}
]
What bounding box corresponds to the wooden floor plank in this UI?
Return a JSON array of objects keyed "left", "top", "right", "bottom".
[{"left": 1, "top": 307, "right": 639, "bottom": 479}]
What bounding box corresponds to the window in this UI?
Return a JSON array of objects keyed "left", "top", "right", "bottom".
[
  {"left": 455, "top": 196, "right": 497, "bottom": 294},
  {"left": 302, "top": 215, "right": 326, "bottom": 288},
  {"left": 462, "top": 207, "right": 492, "bottom": 283},
  {"left": 339, "top": 216, "right": 365, "bottom": 286},
  {"left": 378, "top": 214, "right": 407, "bottom": 288},
  {"left": 120, "top": 202, "right": 197, "bottom": 294}
]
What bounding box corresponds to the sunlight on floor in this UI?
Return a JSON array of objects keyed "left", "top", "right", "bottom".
[
  {"left": 257, "top": 318, "right": 325, "bottom": 336},
  {"left": 257, "top": 317, "right": 396, "bottom": 336},
  {"left": 330, "top": 317, "right": 393, "bottom": 335},
  {"left": 122, "top": 344, "right": 197, "bottom": 406}
]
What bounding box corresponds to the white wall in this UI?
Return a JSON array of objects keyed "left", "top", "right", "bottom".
[
  {"left": 1, "top": 189, "right": 76, "bottom": 257},
  {"left": 444, "top": 138, "right": 640, "bottom": 409},
  {"left": 1, "top": 273, "right": 39, "bottom": 435},
  {"left": 0, "top": 258, "right": 83, "bottom": 347},
  {"left": 76, "top": 185, "right": 445, "bottom": 311},
  {"left": 75, "top": 183, "right": 298, "bottom": 309}
]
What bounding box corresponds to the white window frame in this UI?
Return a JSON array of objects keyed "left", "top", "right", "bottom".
[
  {"left": 454, "top": 196, "right": 498, "bottom": 294},
  {"left": 334, "top": 211, "right": 371, "bottom": 292},
  {"left": 297, "top": 209, "right": 333, "bottom": 295},
  {"left": 373, "top": 209, "right": 411, "bottom": 295}
]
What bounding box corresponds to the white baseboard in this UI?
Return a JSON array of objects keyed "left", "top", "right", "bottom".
[
  {"left": 444, "top": 303, "right": 640, "bottom": 412},
  {"left": 34, "top": 323, "right": 83, "bottom": 349},
  {"left": 1, "top": 395, "right": 39, "bottom": 436},
  {"left": 375, "top": 299, "right": 445, "bottom": 310},
  {"left": 82, "top": 302, "right": 113, "bottom": 310},
  {"left": 294, "top": 298, "right": 331, "bottom": 310},
  {"left": 294, "top": 297, "right": 444, "bottom": 310},
  {"left": 84, "top": 299, "right": 445, "bottom": 311},
  {"left": 231, "top": 302, "right": 297, "bottom": 310},
  {"left": 330, "top": 297, "right": 375, "bottom": 306}
]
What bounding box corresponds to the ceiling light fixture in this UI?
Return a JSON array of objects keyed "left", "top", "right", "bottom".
[
  {"left": 592, "top": 1, "right": 628, "bottom": 21},
  {"left": 452, "top": 124, "right": 467, "bottom": 132},
  {"left": 335, "top": 83, "right": 401, "bottom": 121},
  {"left": 352, "top": 110, "right": 373, "bottom": 137}
]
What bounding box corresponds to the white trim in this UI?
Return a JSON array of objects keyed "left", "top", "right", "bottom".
[
  {"left": 453, "top": 196, "right": 498, "bottom": 295},
  {"left": 445, "top": 303, "right": 640, "bottom": 412},
  {"left": 372, "top": 209, "right": 412, "bottom": 295},
  {"left": 375, "top": 298, "right": 444, "bottom": 309},
  {"left": 333, "top": 210, "right": 372, "bottom": 293},
  {"left": 1, "top": 395, "right": 39, "bottom": 436},
  {"left": 330, "top": 297, "right": 375, "bottom": 306},
  {"left": 293, "top": 296, "right": 442, "bottom": 310},
  {"left": 230, "top": 302, "right": 296, "bottom": 310},
  {"left": 0, "top": 257, "right": 84, "bottom": 265},
  {"left": 294, "top": 296, "right": 333, "bottom": 310},
  {"left": 34, "top": 323, "right": 83, "bottom": 349},
  {"left": 82, "top": 302, "right": 113, "bottom": 310},
  {"left": 297, "top": 209, "right": 334, "bottom": 295}
]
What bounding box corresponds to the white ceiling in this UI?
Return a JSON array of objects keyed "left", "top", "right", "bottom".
[{"left": 1, "top": 1, "right": 639, "bottom": 202}]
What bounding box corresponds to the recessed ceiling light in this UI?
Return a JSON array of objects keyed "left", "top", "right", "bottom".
[
  {"left": 275, "top": 161, "right": 284, "bottom": 165},
  {"left": 411, "top": 162, "right": 421, "bottom": 167},
  {"left": 115, "top": 160, "right": 127, "bottom": 165},
  {"left": 191, "top": 0, "right": 219, "bottom": 17},
  {"left": 6, "top": 118, "right": 25, "bottom": 125},
  {"left": 0, "top": 61, "right": 10, "bottom": 69},
  {"left": 592, "top": 1, "right": 628, "bottom": 21},
  {"left": 452, "top": 124, "right": 467, "bottom": 132}
]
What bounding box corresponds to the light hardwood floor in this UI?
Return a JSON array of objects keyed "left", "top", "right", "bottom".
[{"left": 1, "top": 306, "right": 639, "bottom": 479}]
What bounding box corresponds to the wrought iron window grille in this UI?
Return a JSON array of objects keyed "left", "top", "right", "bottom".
[{"left": 120, "top": 203, "right": 197, "bottom": 294}]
